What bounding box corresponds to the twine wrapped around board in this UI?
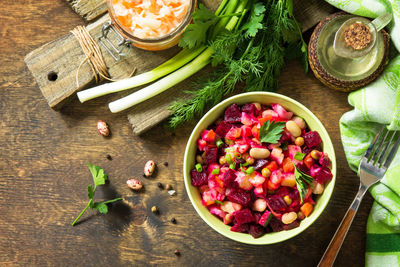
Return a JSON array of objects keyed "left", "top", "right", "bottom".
[{"left": 71, "top": 25, "right": 136, "bottom": 87}]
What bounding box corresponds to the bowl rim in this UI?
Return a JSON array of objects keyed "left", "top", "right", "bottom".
[{"left": 183, "top": 92, "right": 336, "bottom": 245}]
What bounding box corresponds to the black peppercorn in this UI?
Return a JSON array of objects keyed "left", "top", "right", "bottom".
[
  {"left": 157, "top": 182, "right": 163, "bottom": 189},
  {"left": 163, "top": 162, "right": 168, "bottom": 167},
  {"left": 106, "top": 154, "right": 112, "bottom": 160},
  {"left": 174, "top": 249, "right": 180, "bottom": 256},
  {"left": 171, "top": 217, "right": 177, "bottom": 224}
]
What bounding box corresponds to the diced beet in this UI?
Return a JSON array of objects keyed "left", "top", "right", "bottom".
[
  {"left": 249, "top": 223, "right": 265, "bottom": 238},
  {"left": 267, "top": 194, "right": 287, "bottom": 212},
  {"left": 223, "top": 169, "right": 238, "bottom": 188},
  {"left": 252, "top": 159, "right": 269, "bottom": 172},
  {"left": 231, "top": 223, "right": 249, "bottom": 233},
  {"left": 191, "top": 169, "right": 208, "bottom": 187},
  {"left": 258, "top": 210, "right": 273, "bottom": 227},
  {"left": 295, "top": 162, "right": 311, "bottom": 175},
  {"left": 204, "top": 147, "right": 218, "bottom": 164},
  {"left": 215, "top": 121, "right": 232, "bottom": 137},
  {"left": 234, "top": 157, "right": 246, "bottom": 165},
  {"left": 224, "top": 104, "right": 242, "bottom": 123},
  {"left": 233, "top": 208, "right": 255, "bottom": 225},
  {"left": 303, "top": 131, "right": 322, "bottom": 148},
  {"left": 279, "top": 130, "right": 292, "bottom": 143},
  {"left": 283, "top": 220, "right": 300, "bottom": 231},
  {"left": 319, "top": 153, "right": 332, "bottom": 168},
  {"left": 310, "top": 164, "right": 333, "bottom": 184},
  {"left": 253, "top": 212, "right": 262, "bottom": 223},
  {"left": 242, "top": 103, "right": 259, "bottom": 117},
  {"left": 269, "top": 218, "right": 284, "bottom": 232},
  {"left": 227, "top": 189, "right": 251, "bottom": 206}
]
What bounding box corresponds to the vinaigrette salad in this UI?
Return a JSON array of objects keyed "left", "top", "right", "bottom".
[{"left": 190, "top": 103, "right": 333, "bottom": 238}]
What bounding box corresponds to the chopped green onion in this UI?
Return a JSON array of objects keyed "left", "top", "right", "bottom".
[
  {"left": 211, "top": 168, "right": 220, "bottom": 175},
  {"left": 216, "top": 139, "right": 224, "bottom": 148},
  {"left": 215, "top": 200, "right": 224, "bottom": 205},
  {"left": 226, "top": 154, "right": 232, "bottom": 164},
  {"left": 195, "top": 163, "right": 203, "bottom": 172},
  {"left": 294, "top": 152, "right": 306, "bottom": 161},
  {"left": 229, "top": 162, "right": 236, "bottom": 169},
  {"left": 245, "top": 167, "right": 254, "bottom": 175},
  {"left": 241, "top": 162, "right": 249, "bottom": 167}
]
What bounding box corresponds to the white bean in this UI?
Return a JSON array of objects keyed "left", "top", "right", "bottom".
[
  {"left": 312, "top": 183, "right": 325, "bottom": 194},
  {"left": 249, "top": 148, "right": 270, "bottom": 159},
  {"left": 286, "top": 120, "right": 302, "bottom": 137},
  {"left": 292, "top": 116, "right": 306, "bottom": 129},
  {"left": 144, "top": 160, "right": 156, "bottom": 177},
  {"left": 282, "top": 212, "right": 298, "bottom": 225}
]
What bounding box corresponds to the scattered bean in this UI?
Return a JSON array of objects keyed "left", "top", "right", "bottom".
[
  {"left": 312, "top": 183, "right": 325, "bottom": 195},
  {"left": 282, "top": 212, "right": 297, "bottom": 225},
  {"left": 157, "top": 182, "right": 164, "bottom": 189},
  {"left": 126, "top": 179, "right": 142, "bottom": 191},
  {"left": 106, "top": 154, "right": 112, "bottom": 160},
  {"left": 166, "top": 184, "right": 172, "bottom": 190},
  {"left": 292, "top": 116, "right": 306, "bottom": 129},
  {"left": 163, "top": 162, "right": 169, "bottom": 167},
  {"left": 249, "top": 148, "right": 270, "bottom": 159},
  {"left": 285, "top": 120, "right": 301, "bottom": 137},
  {"left": 144, "top": 160, "right": 156, "bottom": 177},
  {"left": 97, "top": 120, "right": 110, "bottom": 136},
  {"left": 171, "top": 217, "right": 177, "bottom": 224},
  {"left": 295, "top": 137, "right": 304, "bottom": 146}
]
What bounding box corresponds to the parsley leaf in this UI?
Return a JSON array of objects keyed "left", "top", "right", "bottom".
[
  {"left": 258, "top": 120, "right": 286, "bottom": 144},
  {"left": 178, "top": 4, "right": 218, "bottom": 49},
  {"left": 293, "top": 163, "right": 313, "bottom": 203},
  {"left": 72, "top": 163, "right": 122, "bottom": 226},
  {"left": 241, "top": 2, "right": 266, "bottom": 37}
]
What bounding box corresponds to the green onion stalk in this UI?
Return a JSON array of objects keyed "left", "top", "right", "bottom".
[
  {"left": 77, "top": 0, "right": 237, "bottom": 104},
  {"left": 108, "top": 0, "right": 248, "bottom": 113}
]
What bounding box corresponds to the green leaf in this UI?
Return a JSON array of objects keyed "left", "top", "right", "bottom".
[
  {"left": 86, "top": 162, "right": 107, "bottom": 187},
  {"left": 215, "top": 200, "right": 224, "bottom": 205},
  {"left": 179, "top": 4, "right": 218, "bottom": 49},
  {"left": 93, "top": 202, "right": 108, "bottom": 214},
  {"left": 259, "top": 120, "right": 286, "bottom": 144},
  {"left": 241, "top": 2, "right": 266, "bottom": 37},
  {"left": 293, "top": 163, "right": 314, "bottom": 203},
  {"left": 294, "top": 152, "right": 306, "bottom": 161}
]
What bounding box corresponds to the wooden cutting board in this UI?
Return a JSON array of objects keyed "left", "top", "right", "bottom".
[{"left": 25, "top": 0, "right": 335, "bottom": 135}]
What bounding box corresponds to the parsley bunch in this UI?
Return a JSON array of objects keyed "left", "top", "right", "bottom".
[
  {"left": 72, "top": 163, "right": 122, "bottom": 226},
  {"left": 168, "top": 0, "right": 307, "bottom": 128}
]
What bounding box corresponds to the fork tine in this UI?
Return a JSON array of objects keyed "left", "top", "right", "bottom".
[
  {"left": 371, "top": 128, "right": 390, "bottom": 164},
  {"left": 378, "top": 130, "right": 396, "bottom": 167},
  {"left": 364, "top": 125, "right": 385, "bottom": 160},
  {"left": 384, "top": 132, "right": 400, "bottom": 168}
]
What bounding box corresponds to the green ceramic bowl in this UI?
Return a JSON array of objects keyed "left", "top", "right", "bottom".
[{"left": 183, "top": 92, "right": 336, "bottom": 245}]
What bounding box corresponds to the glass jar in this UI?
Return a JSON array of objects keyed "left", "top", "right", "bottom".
[{"left": 106, "top": 0, "right": 196, "bottom": 51}]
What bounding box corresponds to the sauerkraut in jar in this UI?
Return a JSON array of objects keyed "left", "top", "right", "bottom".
[{"left": 107, "top": 0, "right": 195, "bottom": 50}]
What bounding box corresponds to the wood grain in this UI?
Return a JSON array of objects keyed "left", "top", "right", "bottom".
[
  {"left": 26, "top": 0, "right": 335, "bottom": 135},
  {"left": 318, "top": 208, "right": 356, "bottom": 267},
  {"left": 66, "top": 0, "right": 107, "bottom": 21},
  {"left": 1, "top": 0, "right": 372, "bottom": 266}
]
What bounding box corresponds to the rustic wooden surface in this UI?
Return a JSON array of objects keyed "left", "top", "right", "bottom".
[
  {"left": 26, "top": 0, "right": 334, "bottom": 135},
  {"left": 1, "top": 0, "right": 371, "bottom": 266}
]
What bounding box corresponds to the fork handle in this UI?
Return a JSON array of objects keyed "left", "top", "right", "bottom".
[{"left": 318, "top": 184, "right": 368, "bottom": 267}]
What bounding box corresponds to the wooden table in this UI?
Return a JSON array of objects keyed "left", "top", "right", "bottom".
[{"left": 0, "top": 1, "right": 371, "bottom": 266}]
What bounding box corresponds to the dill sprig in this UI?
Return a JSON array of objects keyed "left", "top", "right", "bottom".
[{"left": 168, "top": 0, "right": 307, "bottom": 129}]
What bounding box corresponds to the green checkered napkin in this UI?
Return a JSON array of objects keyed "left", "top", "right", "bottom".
[{"left": 325, "top": 0, "right": 400, "bottom": 266}]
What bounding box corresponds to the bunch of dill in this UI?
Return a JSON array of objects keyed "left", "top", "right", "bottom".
[{"left": 168, "top": 0, "right": 307, "bottom": 129}]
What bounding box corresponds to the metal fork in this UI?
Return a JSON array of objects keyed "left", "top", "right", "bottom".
[{"left": 318, "top": 126, "right": 400, "bottom": 267}]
